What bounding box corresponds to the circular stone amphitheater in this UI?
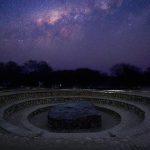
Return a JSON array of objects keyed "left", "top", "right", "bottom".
[{"left": 0, "top": 89, "right": 150, "bottom": 150}]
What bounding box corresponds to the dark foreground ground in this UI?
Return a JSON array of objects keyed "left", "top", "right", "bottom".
[{"left": 0, "top": 89, "right": 150, "bottom": 150}]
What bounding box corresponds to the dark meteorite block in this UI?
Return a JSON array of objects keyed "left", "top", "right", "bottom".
[{"left": 48, "top": 101, "right": 101, "bottom": 130}]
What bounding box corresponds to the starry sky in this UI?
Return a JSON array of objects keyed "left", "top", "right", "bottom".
[{"left": 0, "top": 0, "right": 150, "bottom": 71}]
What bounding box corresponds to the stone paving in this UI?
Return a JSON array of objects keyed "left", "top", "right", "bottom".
[{"left": 0, "top": 89, "right": 150, "bottom": 150}]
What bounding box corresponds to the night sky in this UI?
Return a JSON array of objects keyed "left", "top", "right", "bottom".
[{"left": 0, "top": 0, "right": 150, "bottom": 71}]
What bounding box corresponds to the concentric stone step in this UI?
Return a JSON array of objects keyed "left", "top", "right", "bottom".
[{"left": 0, "top": 89, "right": 150, "bottom": 149}]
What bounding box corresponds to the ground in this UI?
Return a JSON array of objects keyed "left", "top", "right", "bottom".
[{"left": 0, "top": 88, "right": 150, "bottom": 150}]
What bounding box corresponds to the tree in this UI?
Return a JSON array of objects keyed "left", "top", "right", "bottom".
[
  {"left": 51, "top": 70, "right": 75, "bottom": 88},
  {"left": 74, "top": 68, "right": 102, "bottom": 87},
  {"left": 0, "top": 62, "right": 6, "bottom": 85},
  {"left": 0, "top": 61, "right": 22, "bottom": 87},
  {"left": 110, "top": 63, "right": 142, "bottom": 87},
  {"left": 22, "top": 60, "right": 53, "bottom": 86},
  {"left": 143, "top": 67, "right": 150, "bottom": 86}
]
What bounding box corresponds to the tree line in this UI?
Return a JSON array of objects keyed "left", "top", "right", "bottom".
[{"left": 0, "top": 60, "right": 150, "bottom": 89}]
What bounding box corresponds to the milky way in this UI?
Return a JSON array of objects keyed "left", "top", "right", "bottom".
[{"left": 0, "top": 0, "right": 150, "bottom": 71}]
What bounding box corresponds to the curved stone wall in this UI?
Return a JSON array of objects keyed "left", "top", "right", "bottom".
[{"left": 0, "top": 89, "right": 150, "bottom": 149}]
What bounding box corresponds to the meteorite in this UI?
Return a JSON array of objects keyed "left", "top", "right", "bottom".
[{"left": 48, "top": 101, "right": 101, "bottom": 130}]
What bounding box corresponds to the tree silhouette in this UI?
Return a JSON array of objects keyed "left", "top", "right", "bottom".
[
  {"left": 110, "top": 63, "right": 142, "bottom": 87},
  {"left": 143, "top": 67, "right": 150, "bottom": 86},
  {"left": 0, "top": 61, "right": 22, "bottom": 87},
  {"left": 0, "top": 61, "right": 149, "bottom": 89},
  {"left": 74, "top": 68, "right": 103, "bottom": 87},
  {"left": 0, "top": 62, "right": 6, "bottom": 86},
  {"left": 22, "top": 60, "right": 52, "bottom": 87}
]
